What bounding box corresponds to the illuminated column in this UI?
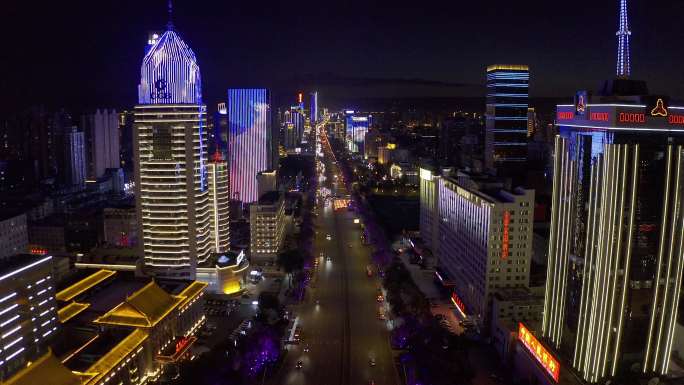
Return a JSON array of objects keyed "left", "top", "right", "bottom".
[
  {"left": 207, "top": 158, "right": 230, "bottom": 253},
  {"left": 227, "top": 89, "right": 270, "bottom": 204},
  {"left": 134, "top": 28, "right": 212, "bottom": 280},
  {"left": 616, "top": 0, "right": 632, "bottom": 78},
  {"left": 542, "top": 136, "right": 576, "bottom": 347}
]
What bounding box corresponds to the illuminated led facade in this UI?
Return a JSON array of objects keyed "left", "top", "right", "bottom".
[
  {"left": 207, "top": 156, "right": 230, "bottom": 253},
  {"left": 228, "top": 88, "right": 271, "bottom": 203},
  {"left": 437, "top": 176, "right": 533, "bottom": 326},
  {"left": 134, "top": 26, "right": 212, "bottom": 280},
  {"left": 543, "top": 94, "right": 684, "bottom": 383},
  {"left": 345, "top": 112, "right": 371, "bottom": 153},
  {"left": 0, "top": 255, "right": 56, "bottom": 381},
  {"left": 485, "top": 65, "right": 529, "bottom": 178},
  {"left": 310, "top": 91, "right": 319, "bottom": 123},
  {"left": 419, "top": 167, "right": 440, "bottom": 253}
]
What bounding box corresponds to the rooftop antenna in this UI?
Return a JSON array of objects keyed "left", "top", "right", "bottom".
[
  {"left": 616, "top": 0, "right": 631, "bottom": 78},
  {"left": 167, "top": 0, "right": 174, "bottom": 30}
]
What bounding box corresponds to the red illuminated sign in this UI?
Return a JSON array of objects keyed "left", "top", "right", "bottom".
[
  {"left": 590, "top": 112, "right": 609, "bottom": 121},
  {"left": 619, "top": 112, "right": 645, "bottom": 123},
  {"left": 176, "top": 337, "right": 190, "bottom": 353},
  {"left": 557, "top": 111, "right": 574, "bottom": 120},
  {"left": 298, "top": 93, "right": 303, "bottom": 104},
  {"left": 502, "top": 211, "right": 510, "bottom": 260},
  {"left": 450, "top": 292, "right": 466, "bottom": 316},
  {"left": 519, "top": 323, "right": 560, "bottom": 382},
  {"left": 30, "top": 247, "right": 48, "bottom": 255},
  {"left": 669, "top": 115, "right": 684, "bottom": 125}
]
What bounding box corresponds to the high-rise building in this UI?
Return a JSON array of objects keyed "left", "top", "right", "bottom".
[
  {"left": 0, "top": 211, "right": 28, "bottom": 259},
  {"left": 227, "top": 88, "right": 271, "bottom": 203},
  {"left": 310, "top": 91, "right": 319, "bottom": 123},
  {"left": 133, "top": 18, "right": 212, "bottom": 280},
  {"left": 250, "top": 191, "right": 286, "bottom": 262},
  {"left": 419, "top": 166, "right": 440, "bottom": 254},
  {"left": 284, "top": 107, "right": 304, "bottom": 150},
  {"left": 82, "top": 109, "right": 120, "bottom": 179},
  {"left": 438, "top": 175, "right": 534, "bottom": 327},
  {"left": 0, "top": 255, "right": 57, "bottom": 381},
  {"left": 484, "top": 65, "right": 529, "bottom": 179},
  {"left": 63, "top": 127, "right": 86, "bottom": 186},
  {"left": 207, "top": 154, "right": 230, "bottom": 253},
  {"left": 541, "top": 2, "right": 684, "bottom": 382},
  {"left": 345, "top": 111, "right": 372, "bottom": 154}
]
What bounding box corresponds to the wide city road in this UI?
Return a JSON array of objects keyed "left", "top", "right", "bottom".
[{"left": 273, "top": 127, "right": 399, "bottom": 385}]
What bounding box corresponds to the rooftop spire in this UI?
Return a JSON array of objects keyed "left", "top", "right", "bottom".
[
  {"left": 616, "top": 0, "right": 631, "bottom": 78},
  {"left": 167, "top": 0, "right": 174, "bottom": 30}
]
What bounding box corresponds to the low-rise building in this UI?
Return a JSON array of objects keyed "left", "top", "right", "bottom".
[
  {"left": 103, "top": 205, "right": 138, "bottom": 247},
  {"left": 250, "top": 191, "right": 286, "bottom": 263}
]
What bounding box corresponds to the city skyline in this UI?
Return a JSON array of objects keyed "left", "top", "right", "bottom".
[{"left": 3, "top": 1, "right": 684, "bottom": 114}]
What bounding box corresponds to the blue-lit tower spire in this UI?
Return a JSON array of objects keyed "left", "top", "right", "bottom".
[{"left": 616, "top": 0, "right": 631, "bottom": 78}]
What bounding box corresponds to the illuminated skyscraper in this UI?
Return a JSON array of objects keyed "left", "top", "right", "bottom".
[
  {"left": 310, "top": 91, "right": 319, "bottom": 123},
  {"left": 207, "top": 153, "right": 230, "bottom": 253},
  {"left": 227, "top": 88, "right": 271, "bottom": 203},
  {"left": 133, "top": 11, "right": 212, "bottom": 280},
  {"left": 82, "top": 109, "right": 120, "bottom": 179},
  {"left": 484, "top": 65, "right": 529, "bottom": 179},
  {"left": 345, "top": 111, "right": 371, "bottom": 154}
]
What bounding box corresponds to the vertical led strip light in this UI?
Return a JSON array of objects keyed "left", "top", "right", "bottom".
[
  {"left": 616, "top": 0, "right": 631, "bottom": 78},
  {"left": 228, "top": 89, "right": 270, "bottom": 204}
]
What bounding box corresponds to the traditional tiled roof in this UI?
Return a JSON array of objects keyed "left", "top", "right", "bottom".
[
  {"left": 56, "top": 270, "right": 116, "bottom": 302},
  {"left": 177, "top": 281, "right": 208, "bottom": 308},
  {"left": 93, "top": 281, "right": 182, "bottom": 327},
  {"left": 4, "top": 351, "right": 92, "bottom": 385},
  {"left": 83, "top": 329, "right": 148, "bottom": 385},
  {"left": 58, "top": 302, "right": 90, "bottom": 323}
]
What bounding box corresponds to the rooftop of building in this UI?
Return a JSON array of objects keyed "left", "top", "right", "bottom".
[
  {"left": 257, "top": 190, "right": 282, "bottom": 205},
  {"left": 442, "top": 173, "right": 532, "bottom": 204},
  {"left": 0, "top": 254, "right": 52, "bottom": 278},
  {"left": 0, "top": 208, "right": 28, "bottom": 222}
]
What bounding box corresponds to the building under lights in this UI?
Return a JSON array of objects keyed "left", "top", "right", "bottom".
[
  {"left": 437, "top": 174, "right": 534, "bottom": 327},
  {"left": 541, "top": 1, "right": 684, "bottom": 382},
  {"left": 2, "top": 269, "right": 207, "bottom": 385},
  {"left": 419, "top": 165, "right": 441, "bottom": 254},
  {"left": 250, "top": 191, "right": 286, "bottom": 263},
  {"left": 228, "top": 88, "right": 272, "bottom": 204},
  {"left": 0, "top": 255, "right": 57, "bottom": 381},
  {"left": 543, "top": 87, "right": 684, "bottom": 383},
  {"left": 310, "top": 91, "right": 319, "bottom": 123},
  {"left": 345, "top": 111, "right": 372, "bottom": 154},
  {"left": 485, "top": 64, "right": 529, "bottom": 180},
  {"left": 133, "top": 21, "right": 212, "bottom": 280},
  {"left": 207, "top": 153, "right": 230, "bottom": 253}
]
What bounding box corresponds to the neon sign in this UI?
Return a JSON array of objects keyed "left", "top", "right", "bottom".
[
  {"left": 590, "top": 112, "right": 609, "bottom": 121},
  {"left": 519, "top": 323, "right": 560, "bottom": 382},
  {"left": 576, "top": 94, "right": 586, "bottom": 114},
  {"left": 450, "top": 292, "right": 467, "bottom": 318},
  {"left": 651, "top": 98, "right": 668, "bottom": 117},
  {"left": 557, "top": 111, "right": 574, "bottom": 120},
  {"left": 618, "top": 112, "right": 645, "bottom": 123},
  {"left": 669, "top": 115, "right": 684, "bottom": 125},
  {"left": 502, "top": 211, "right": 510, "bottom": 260}
]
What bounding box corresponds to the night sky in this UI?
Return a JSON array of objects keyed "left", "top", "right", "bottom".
[{"left": 3, "top": 0, "right": 683, "bottom": 113}]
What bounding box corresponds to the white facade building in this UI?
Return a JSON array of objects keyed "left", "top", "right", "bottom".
[
  {"left": 250, "top": 191, "right": 286, "bottom": 262},
  {"left": 437, "top": 176, "right": 534, "bottom": 326},
  {"left": 207, "top": 159, "right": 230, "bottom": 253}
]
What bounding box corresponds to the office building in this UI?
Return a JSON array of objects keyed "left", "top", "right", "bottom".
[
  {"left": 64, "top": 128, "right": 86, "bottom": 186},
  {"left": 257, "top": 169, "right": 277, "bottom": 200},
  {"left": 0, "top": 255, "right": 57, "bottom": 381},
  {"left": 228, "top": 88, "right": 271, "bottom": 203},
  {"left": 485, "top": 65, "right": 529, "bottom": 179},
  {"left": 541, "top": 1, "right": 684, "bottom": 382},
  {"left": 207, "top": 154, "right": 230, "bottom": 253},
  {"left": 133, "top": 21, "right": 212, "bottom": 280},
  {"left": 438, "top": 176, "right": 534, "bottom": 327},
  {"left": 284, "top": 108, "right": 304, "bottom": 150},
  {"left": 310, "top": 91, "right": 319, "bottom": 123},
  {"left": 345, "top": 111, "right": 372, "bottom": 154},
  {"left": 250, "top": 191, "right": 286, "bottom": 262},
  {"left": 82, "top": 109, "right": 120, "bottom": 179},
  {"left": 0, "top": 211, "right": 28, "bottom": 259},
  {"left": 419, "top": 166, "right": 440, "bottom": 253}
]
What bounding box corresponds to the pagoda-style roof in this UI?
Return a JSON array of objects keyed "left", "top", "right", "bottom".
[
  {"left": 56, "top": 270, "right": 116, "bottom": 302},
  {"left": 4, "top": 351, "right": 92, "bottom": 385},
  {"left": 84, "top": 329, "right": 148, "bottom": 385},
  {"left": 93, "top": 281, "right": 183, "bottom": 328}
]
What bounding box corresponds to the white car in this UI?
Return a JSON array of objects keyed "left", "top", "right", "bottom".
[{"left": 326, "top": 234, "right": 332, "bottom": 240}]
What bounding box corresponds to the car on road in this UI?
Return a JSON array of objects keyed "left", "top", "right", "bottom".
[
  {"left": 369, "top": 358, "right": 376, "bottom": 367},
  {"left": 326, "top": 234, "right": 332, "bottom": 240},
  {"left": 376, "top": 294, "right": 384, "bottom": 303},
  {"left": 326, "top": 256, "right": 332, "bottom": 262},
  {"left": 296, "top": 360, "right": 303, "bottom": 369},
  {"left": 348, "top": 243, "right": 352, "bottom": 248},
  {"left": 378, "top": 310, "right": 386, "bottom": 320}
]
